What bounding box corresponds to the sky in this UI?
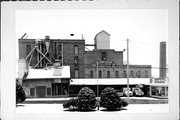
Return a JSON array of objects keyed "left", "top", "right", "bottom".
[{"left": 16, "top": 9, "right": 168, "bottom": 77}]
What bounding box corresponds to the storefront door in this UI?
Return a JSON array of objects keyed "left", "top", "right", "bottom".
[{"left": 36, "top": 86, "right": 46, "bottom": 98}]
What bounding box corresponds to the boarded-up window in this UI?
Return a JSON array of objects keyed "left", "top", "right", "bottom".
[
  {"left": 75, "top": 69, "right": 79, "bottom": 78},
  {"left": 74, "top": 45, "right": 78, "bottom": 55},
  {"left": 47, "top": 88, "right": 51, "bottom": 96},
  {"left": 30, "top": 88, "right": 35, "bottom": 96}
]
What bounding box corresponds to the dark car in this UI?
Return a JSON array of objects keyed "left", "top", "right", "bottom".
[{"left": 116, "top": 90, "right": 124, "bottom": 97}]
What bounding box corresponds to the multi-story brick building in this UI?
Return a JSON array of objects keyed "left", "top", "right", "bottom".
[
  {"left": 18, "top": 30, "right": 152, "bottom": 97},
  {"left": 19, "top": 36, "right": 85, "bottom": 78}
]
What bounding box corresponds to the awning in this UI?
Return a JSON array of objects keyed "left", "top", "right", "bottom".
[
  {"left": 25, "top": 66, "right": 70, "bottom": 79},
  {"left": 70, "top": 78, "right": 150, "bottom": 85},
  {"left": 145, "top": 83, "right": 169, "bottom": 86}
]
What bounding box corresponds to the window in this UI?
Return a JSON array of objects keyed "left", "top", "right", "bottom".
[
  {"left": 74, "top": 45, "right": 78, "bottom": 55},
  {"left": 99, "top": 70, "right": 102, "bottom": 78},
  {"left": 137, "top": 71, "right": 141, "bottom": 78},
  {"left": 74, "top": 56, "right": 79, "bottom": 67},
  {"left": 107, "top": 71, "right": 110, "bottom": 78},
  {"left": 102, "top": 52, "right": 107, "bottom": 61},
  {"left": 58, "top": 44, "right": 62, "bottom": 54},
  {"left": 123, "top": 70, "right": 127, "bottom": 78},
  {"left": 30, "top": 88, "right": 35, "bottom": 96},
  {"left": 47, "top": 88, "right": 51, "bottom": 96},
  {"left": 75, "top": 69, "right": 79, "bottom": 78},
  {"left": 145, "top": 70, "right": 148, "bottom": 78},
  {"left": 26, "top": 44, "right": 31, "bottom": 56},
  {"left": 130, "top": 71, "right": 134, "bottom": 78},
  {"left": 115, "top": 71, "right": 119, "bottom": 78},
  {"left": 90, "top": 71, "right": 93, "bottom": 78}
]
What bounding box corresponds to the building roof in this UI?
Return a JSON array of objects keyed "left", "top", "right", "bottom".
[
  {"left": 25, "top": 66, "right": 70, "bottom": 79},
  {"left": 70, "top": 78, "right": 150, "bottom": 85}
]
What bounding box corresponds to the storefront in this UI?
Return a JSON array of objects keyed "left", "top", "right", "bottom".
[
  {"left": 69, "top": 78, "right": 150, "bottom": 96},
  {"left": 147, "top": 83, "right": 168, "bottom": 99},
  {"left": 23, "top": 66, "right": 70, "bottom": 98}
]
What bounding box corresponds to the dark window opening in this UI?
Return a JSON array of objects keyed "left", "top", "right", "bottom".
[
  {"left": 74, "top": 56, "right": 79, "bottom": 67},
  {"left": 99, "top": 70, "right": 102, "bottom": 78},
  {"left": 115, "top": 71, "right": 119, "bottom": 78},
  {"left": 90, "top": 71, "right": 93, "bottom": 78},
  {"left": 107, "top": 71, "right": 110, "bottom": 78},
  {"left": 102, "top": 52, "right": 107, "bottom": 61}
]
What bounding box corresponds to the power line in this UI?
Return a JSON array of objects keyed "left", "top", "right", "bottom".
[{"left": 130, "top": 41, "right": 159, "bottom": 62}]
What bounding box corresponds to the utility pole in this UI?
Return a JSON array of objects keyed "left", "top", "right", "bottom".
[
  {"left": 126, "top": 38, "right": 130, "bottom": 103},
  {"left": 96, "top": 61, "right": 99, "bottom": 110}
]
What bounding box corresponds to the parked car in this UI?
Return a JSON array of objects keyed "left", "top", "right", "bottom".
[
  {"left": 116, "top": 90, "right": 124, "bottom": 97},
  {"left": 133, "top": 88, "right": 144, "bottom": 97},
  {"left": 123, "top": 88, "right": 133, "bottom": 97}
]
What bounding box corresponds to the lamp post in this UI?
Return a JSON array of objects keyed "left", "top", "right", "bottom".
[
  {"left": 96, "top": 61, "right": 99, "bottom": 110},
  {"left": 126, "top": 38, "right": 130, "bottom": 103}
]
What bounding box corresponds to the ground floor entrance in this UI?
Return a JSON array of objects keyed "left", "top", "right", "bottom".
[
  {"left": 36, "top": 86, "right": 46, "bottom": 98},
  {"left": 52, "top": 83, "right": 68, "bottom": 96}
]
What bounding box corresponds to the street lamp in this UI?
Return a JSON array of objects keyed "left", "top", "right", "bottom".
[
  {"left": 126, "top": 38, "right": 130, "bottom": 103},
  {"left": 96, "top": 61, "right": 99, "bottom": 110}
]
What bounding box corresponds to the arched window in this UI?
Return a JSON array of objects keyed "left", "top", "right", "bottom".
[{"left": 123, "top": 70, "right": 127, "bottom": 78}]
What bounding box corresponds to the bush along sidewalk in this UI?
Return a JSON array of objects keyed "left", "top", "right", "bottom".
[
  {"left": 100, "top": 87, "right": 128, "bottom": 111},
  {"left": 16, "top": 82, "right": 26, "bottom": 104},
  {"left": 63, "top": 87, "right": 128, "bottom": 111},
  {"left": 63, "top": 87, "right": 97, "bottom": 111}
]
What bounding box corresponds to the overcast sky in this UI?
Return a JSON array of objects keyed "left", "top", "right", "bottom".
[{"left": 16, "top": 9, "right": 168, "bottom": 77}]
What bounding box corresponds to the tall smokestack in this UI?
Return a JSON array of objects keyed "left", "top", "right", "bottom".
[{"left": 159, "top": 41, "right": 166, "bottom": 78}]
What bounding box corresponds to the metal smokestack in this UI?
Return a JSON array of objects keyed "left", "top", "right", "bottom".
[{"left": 159, "top": 41, "right": 166, "bottom": 78}]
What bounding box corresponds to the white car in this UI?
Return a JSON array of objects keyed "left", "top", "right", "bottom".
[{"left": 123, "top": 90, "right": 133, "bottom": 97}]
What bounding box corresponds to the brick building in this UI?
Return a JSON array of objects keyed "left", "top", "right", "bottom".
[
  {"left": 18, "top": 30, "right": 152, "bottom": 97},
  {"left": 19, "top": 36, "right": 85, "bottom": 78}
]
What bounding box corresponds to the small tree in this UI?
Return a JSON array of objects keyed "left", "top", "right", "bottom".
[
  {"left": 77, "top": 87, "right": 97, "bottom": 111},
  {"left": 16, "top": 82, "right": 26, "bottom": 104},
  {"left": 100, "top": 87, "right": 128, "bottom": 110}
]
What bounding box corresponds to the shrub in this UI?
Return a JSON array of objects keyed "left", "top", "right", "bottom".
[
  {"left": 120, "top": 99, "right": 128, "bottom": 107},
  {"left": 63, "top": 98, "right": 78, "bottom": 110},
  {"left": 77, "top": 87, "right": 97, "bottom": 111},
  {"left": 16, "top": 83, "right": 26, "bottom": 104},
  {"left": 100, "top": 87, "right": 128, "bottom": 110}
]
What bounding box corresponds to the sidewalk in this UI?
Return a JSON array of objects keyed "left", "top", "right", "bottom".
[{"left": 23, "top": 97, "right": 168, "bottom": 104}]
